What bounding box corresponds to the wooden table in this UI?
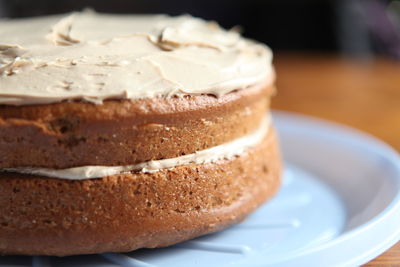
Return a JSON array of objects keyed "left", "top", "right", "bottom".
[{"left": 271, "top": 54, "right": 400, "bottom": 266}]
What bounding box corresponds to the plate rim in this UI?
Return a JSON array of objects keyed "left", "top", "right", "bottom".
[{"left": 272, "top": 110, "right": 400, "bottom": 266}]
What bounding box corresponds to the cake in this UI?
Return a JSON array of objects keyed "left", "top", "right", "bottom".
[{"left": 0, "top": 11, "right": 281, "bottom": 256}]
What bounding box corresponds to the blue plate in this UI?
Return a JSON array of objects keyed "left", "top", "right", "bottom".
[{"left": 2, "top": 111, "right": 400, "bottom": 267}]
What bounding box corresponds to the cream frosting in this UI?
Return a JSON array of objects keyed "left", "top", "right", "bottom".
[
  {"left": 3, "top": 115, "right": 270, "bottom": 180},
  {"left": 0, "top": 11, "right": 274, "bottom": 105}
]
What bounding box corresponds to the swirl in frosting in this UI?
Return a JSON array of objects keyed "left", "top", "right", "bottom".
[{"left": 0, "top": 10, "right": 274, "bottom": 105}]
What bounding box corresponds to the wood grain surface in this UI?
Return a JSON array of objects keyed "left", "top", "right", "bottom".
[{"left": 272, "top": 53, "right": 400, "bottom": 266}]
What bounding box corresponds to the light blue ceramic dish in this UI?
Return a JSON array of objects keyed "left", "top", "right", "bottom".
[{"left": 2, "top": 111, "right": 400, "bottom": 267}]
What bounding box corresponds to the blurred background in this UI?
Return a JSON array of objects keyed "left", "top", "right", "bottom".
[{"left": 0, "top": 0, "right": 400, "bottom": 59}]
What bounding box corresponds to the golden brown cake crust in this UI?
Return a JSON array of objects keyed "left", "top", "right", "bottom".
[
  {"left": 0, "top": 85, "right": 274, "bottom": 169},
  {"left": 0, "top": 127, "right": 281, "bottom": 256}
]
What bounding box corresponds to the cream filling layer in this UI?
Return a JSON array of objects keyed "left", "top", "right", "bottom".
[{"left": 3, "top": 115, "right": 271, "bottom": 180}]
